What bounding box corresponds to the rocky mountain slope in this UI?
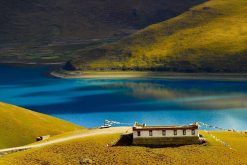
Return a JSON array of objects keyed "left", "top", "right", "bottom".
[{"left": 0, "top": 0, "right": 204, "bottom": 63}]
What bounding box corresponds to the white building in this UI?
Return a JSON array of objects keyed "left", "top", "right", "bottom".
[{"left": 132, "top": 123, "right": 200, "bottom": 146}]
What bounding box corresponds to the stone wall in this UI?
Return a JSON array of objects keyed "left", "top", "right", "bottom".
[{"left": 133, "top": 136, "right": 200, "bottom": 146}]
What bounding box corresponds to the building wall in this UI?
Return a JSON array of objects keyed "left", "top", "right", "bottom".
[
  {"left": 132, "top": 136, "right": 200, "bottom": 146},
  {"left": 133, "top": 129, "right": 198, "bottom": 138}
]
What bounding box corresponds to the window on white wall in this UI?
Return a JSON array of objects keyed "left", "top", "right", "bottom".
[
  {"left": 192, "top": 129, "right": 195, "bottom": 135},
  {"left": 174, "top": 130, "right": 177, "bottom": 136},
  {"left": 149, "top": 130, "right": 153, "bottom": 136},
  {"left": 162, "top": 130, "right": 166, "bottom": 136},
  {"left": 183, "top": 130, "right": 186, "bottom": 135},
  {"left": 137, "top": 131, "right": 141, "bottom": 136}
]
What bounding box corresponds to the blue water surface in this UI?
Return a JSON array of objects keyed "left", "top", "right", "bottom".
[{"left": 1, "top": 64, "right": 247, "bottom": 130}]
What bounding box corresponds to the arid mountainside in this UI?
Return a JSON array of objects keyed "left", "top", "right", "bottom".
[
  {"left": 70, "top": 0, "right": 247, "bottom": 72},
  {"left": 0, "top": 0, "right": 204, "bottom": 63}
]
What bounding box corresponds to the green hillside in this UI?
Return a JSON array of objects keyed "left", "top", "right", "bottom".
[
  {"left": 0, "top": 0, "right": 204, "bottom": 63},
  {"left": 0, "top": 102, "right": 82, "bottom": 149},
  {"left": 70, "top": 0, "right": 247, "bottom": 72}
]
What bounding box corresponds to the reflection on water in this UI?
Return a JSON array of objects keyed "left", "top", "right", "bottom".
[
  {"left": 105, "top": 81, "right": 247, "bottom": 110},
  {"left": 0, "top": 64, "right": 247, "bottom": 130}
]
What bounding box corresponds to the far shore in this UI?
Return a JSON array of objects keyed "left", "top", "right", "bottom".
[{"left": 51, "top": 70, "right": 247, "bottom": 81}]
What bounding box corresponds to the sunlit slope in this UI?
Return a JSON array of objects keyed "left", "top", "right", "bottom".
[
  {"left": 0, "top": 102, "right": 82, "bottom": 149},
  {"left": 71, "top": 0, "right": 247, "bottom": 72},
  {"left": 0, "top": 131, "right": 246, "bottom": 164}
]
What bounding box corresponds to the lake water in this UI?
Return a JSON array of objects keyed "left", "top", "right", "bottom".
[{"left": 1, "top": 64, "right": 247, "bottom": 130}]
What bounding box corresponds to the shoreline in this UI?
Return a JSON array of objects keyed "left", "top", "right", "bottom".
[
  {"left": 1, "top": 62, "right": 247, "bottom": 81},
  {"left": 2, "top": 61, "right": 247, "bottom": 81},
  {"left": 51, "top": 70, "right": 247, "bottom": 81},
  {"left": 0, "top": 61, "right": 65, "bottom": 66}
]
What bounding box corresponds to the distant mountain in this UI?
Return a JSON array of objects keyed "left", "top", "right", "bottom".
[
  {"left": 0, "top": 0, "right": 204, "bottom": 63},
  {"left": 0, "top": 102, "right": 82, "bottom": 149},
  {"left": 70, "top": 0, "right": 247, "bottom": 72}
]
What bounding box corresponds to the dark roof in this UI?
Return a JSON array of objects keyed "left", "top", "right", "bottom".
[{"left": 133, "top": 124, "right": 198, "bottom": 131}]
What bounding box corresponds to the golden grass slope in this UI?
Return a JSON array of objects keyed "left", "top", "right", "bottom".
[
  {"left": 0, "top": 102, "right": 82, "bottom": 149},
  {"left": 0, "top": 131, "right": 246, "bottom": 165},
  {"left": 72, "top": 0, "right": 247, "bottom": 72}
]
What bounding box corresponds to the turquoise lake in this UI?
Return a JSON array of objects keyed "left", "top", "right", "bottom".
[{"left": 1, "top": 64, "right": 247, "bottom": 130}]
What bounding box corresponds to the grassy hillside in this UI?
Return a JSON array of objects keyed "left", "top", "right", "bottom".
[
  {"left": 71, "top": 0, "right": 247, "bottom": 72},
  {"left": 0, "top": 102, "right": 82, "bottom": 149},
  {"left": 0, "top": 131, "right": 246, "bottom": 164},
  {"left": 0, "top": 0, "right": 204, "bottom": 63}
]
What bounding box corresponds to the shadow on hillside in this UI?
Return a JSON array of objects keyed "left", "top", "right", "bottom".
[
  {"left": 113, "top": 133, "right": 133, "bottom": 146},
  {"left": 112, "top": 133, "right": 207, "bottom": 148}
]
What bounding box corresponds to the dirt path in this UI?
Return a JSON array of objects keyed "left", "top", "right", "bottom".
[{"left": 0, "top": 127, "right": 132, "bottom": 156}]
